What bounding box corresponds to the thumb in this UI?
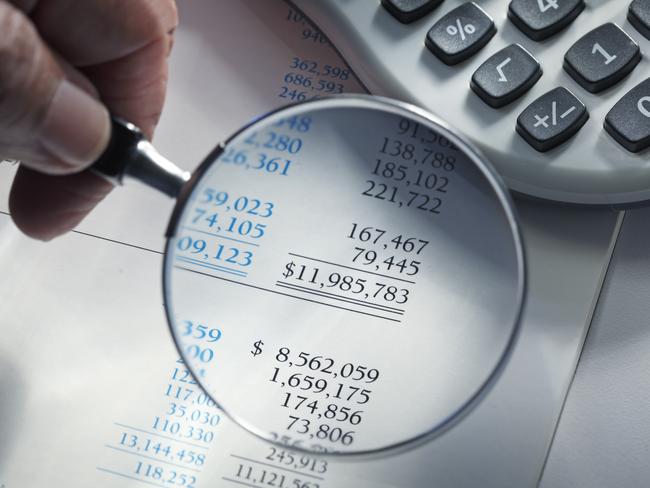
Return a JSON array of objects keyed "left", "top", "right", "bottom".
[{"left": 0, "top": 1, "right": 110, "bottom": 175}]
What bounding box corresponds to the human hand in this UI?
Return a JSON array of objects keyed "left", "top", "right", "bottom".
[{"left": 1, "top": 0, "right": 178, "bottom": 240}]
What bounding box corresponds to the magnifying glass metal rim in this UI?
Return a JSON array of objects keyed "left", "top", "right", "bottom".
[{"left": 161, "top": 94, "right": 528, "bottom": 459}]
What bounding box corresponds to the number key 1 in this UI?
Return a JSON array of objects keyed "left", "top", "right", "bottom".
[{"left": 563, "top": 23, "right": 641, "bottom": 93}]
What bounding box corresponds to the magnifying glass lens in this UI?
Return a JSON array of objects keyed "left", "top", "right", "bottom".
[{"left": 163, "top": 97, "right": 524, "bottom": 456}]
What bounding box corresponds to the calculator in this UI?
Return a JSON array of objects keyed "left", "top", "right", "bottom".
[{"left": 293, "top": 0, "right": 650, "bottom": 206}]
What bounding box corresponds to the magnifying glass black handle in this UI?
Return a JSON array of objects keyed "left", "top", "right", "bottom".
[{"left": 92, "top": 116, "right": 190, "bottom": 198}]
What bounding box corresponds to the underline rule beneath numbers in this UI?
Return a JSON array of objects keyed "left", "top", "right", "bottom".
[
  {"left": 183, "top": 226, "right": 260, "bottom": 247},
  {"left": 288, "top": 252, "right": 416, "bottom": 284},
  {"left": 229, "top": 454, "right": 326, "bottom": 480},
  {"left": 222, "top": 477, "right": 268, "bottom": 488},
  {"left": 175, "top": 265, "right": 402, "bottom": 323},
  {"left": 275, "top": 280, "right": 405, "bottom": 315},
  {"left": 104, "top": 445, "right": 203, "bottom": 473},
  {"left": 114, "top": 422, "right": 210, "bottom": 450},
  {"left": 176, "top": 255, "right": 248, "bottom": 278},
  {"left": 96, "top": 467, "right": 169, "bottom": 488}
]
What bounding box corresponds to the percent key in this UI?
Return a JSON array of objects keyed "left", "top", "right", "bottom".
[{"left": 425, "top": 2, "right": 496, "bottom": 65}]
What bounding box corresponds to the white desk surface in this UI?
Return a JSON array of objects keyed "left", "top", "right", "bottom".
[{"left": 541, "top": 207, "right": 650, "bottom": 488}]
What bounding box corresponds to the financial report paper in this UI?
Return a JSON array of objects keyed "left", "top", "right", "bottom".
[{"left": 0, "top": 1, "right": 620, "bottom": 486}]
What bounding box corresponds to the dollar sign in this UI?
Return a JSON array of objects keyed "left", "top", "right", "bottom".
[
  {"left": 251, "top": 340, "right": 264, "bottom": 357},
  {"left": 282, "top": 261, "right": 295, "bottom": 278}
]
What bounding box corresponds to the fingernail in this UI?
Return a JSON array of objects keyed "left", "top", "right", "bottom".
[{"left": 40, "top": 79, "right": 110, "bottom": 171}]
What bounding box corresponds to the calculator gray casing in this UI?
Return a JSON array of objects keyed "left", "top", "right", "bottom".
[{"left": 294, "top": 0, "right": 650, "bottom": 206}]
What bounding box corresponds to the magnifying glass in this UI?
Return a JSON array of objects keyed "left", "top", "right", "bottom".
[{"left": 94, "top": 95, "right": 526, "bottom": 457}]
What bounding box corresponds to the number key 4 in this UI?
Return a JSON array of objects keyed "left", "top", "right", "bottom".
[
  {"left": 508, "top": 0, "right": 585, "bottom": 41},
  {"left": 564, "top": 23, "right": 641, "bottom": 93}
]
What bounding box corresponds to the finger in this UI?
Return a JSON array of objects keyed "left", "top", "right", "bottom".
[
  {"left": 5, "top": 0, "right": 178, "bottom": 241},
  {"left": 9, "top": 165, "right": 112, "bottom": 241},
  {"left": 83, "top": 34, "right": 171, "bottom": 139},
  {"left": 7, "top": 34, "right": 173, "bottom": 240},
  {"left": 6, "top": 0, "right": 38, "bottom": 13},
  {"left": 6, "top": 53, "right": 115, "bottom": 240},
  {"left": 30, "top": 0, "right": 178, "bottom": 67},
  {"left": 50, "top": 49, "right": 100, "bottom": 98},
  {"left": 30, "top": 0, "right": 177, "bottom": 137},
  {"left": 0, "top": 1, "right": 110, "bottom": 173}
]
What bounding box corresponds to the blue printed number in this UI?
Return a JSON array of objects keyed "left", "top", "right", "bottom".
[
  {"left": 214, "top": 245, "right": 253, "bottom": 266},
  {"left": 176, "top": 236, "right": 254, "bottom": 267},
  {"left": 185, "top": 344, "right": 214, "bottom": 363},
  {"left": 253, "top": 154, "right": 292, "bottom": 176},
  {"left": 244, "top": 131, "right": 302, "bottom": 154},
  {"left": 197, "top": 190, "right": 274, "bottom": 218},
  {"left": 182, "top": 321, "right": 222, "bottom": 342},
  {"left": 274, "top": 115, "right": 312, "bottom": 132},
  {"left": 177, "top": 236, "right": 206, "bottom": 254}
]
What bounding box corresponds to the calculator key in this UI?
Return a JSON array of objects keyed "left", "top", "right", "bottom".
[
  {"left": 516, "top": 87, "right": 588, "bottom": 152},
  {"left": 425, "top": 2, "right": 496, "bottom": 65},
  {"left": 604, "top": 78, "right": 650, "bottom": 153},
  {"left": 564, "top": 23, "right": 641, "bottom": 93},
  {"left": 628, "top": 0, "right": 650, "bottom": 40},
  {"left": 381, "top": 0, "right": 444, "bottom": 23},
  {"left": 508, "top": 0, "right": 584, "bottom": 41},
  {"left": 471, "top": 44, "right": 542, "bottom": 108}
]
